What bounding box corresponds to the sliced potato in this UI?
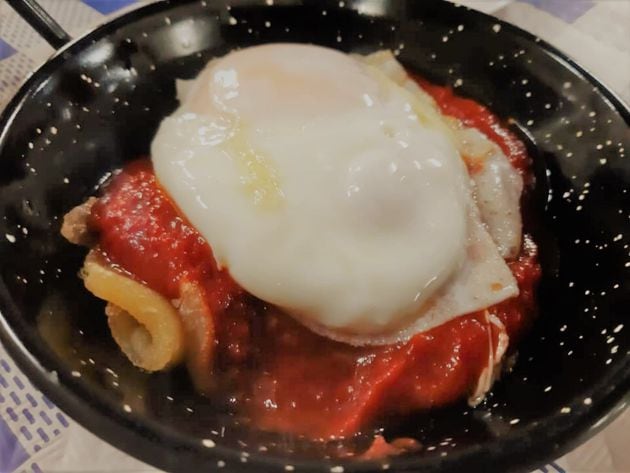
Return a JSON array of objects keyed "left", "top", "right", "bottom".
[{"left": 82, "top": 255, "right": 185, "bottom": 371}]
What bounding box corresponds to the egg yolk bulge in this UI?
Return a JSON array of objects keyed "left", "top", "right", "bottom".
[{"left": 152, "top": 44, "right": 473, "bottom": 340}]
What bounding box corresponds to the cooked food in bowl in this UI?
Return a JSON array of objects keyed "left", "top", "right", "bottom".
[{"left": 61, "top": 44, "right": 541, "bottom": 440}]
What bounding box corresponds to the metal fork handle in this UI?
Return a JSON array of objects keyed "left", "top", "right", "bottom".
[{"left": 5, "top": 0, "right": 72, "bottom": 49}]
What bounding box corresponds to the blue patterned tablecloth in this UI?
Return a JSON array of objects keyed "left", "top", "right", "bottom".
[{"left": 0, "top": 1, "right": 629, "bottom": 472}]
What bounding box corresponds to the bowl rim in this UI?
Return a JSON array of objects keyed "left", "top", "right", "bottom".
[{"left": 0, "top": 0, "right": 629, "bottom": 472}]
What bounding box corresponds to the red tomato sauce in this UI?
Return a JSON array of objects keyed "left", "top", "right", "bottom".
[
  {"left": 90, "top": 162, "right": 241, "bottom": 315},
  {"left": 416, "top": 77, "right": 530, "bottom": 173},
  {"left": 89, "top": 81, "right": 541, "bottom": 440}
]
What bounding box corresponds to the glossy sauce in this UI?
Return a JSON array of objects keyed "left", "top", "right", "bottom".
[
  {"left": 91, "top": 163, "right": 241, "bottom": 314},
  {"left": 417, "top": 78, "right": 530, "bottom": 173},
  {"left": 90, "top": 81, "right": 541, "bottom": 439}
]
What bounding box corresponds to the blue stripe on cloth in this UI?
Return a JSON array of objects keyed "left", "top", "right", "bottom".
[
  {"left": 19, "top": 426, "right": 32, "bottom": 441},
  {"left": 0, "top": 360, "right": 11, "bottom": 373},
  {"left": 6, "top": 407, "right": 18, "bottom": 422},
  {"left": 0, "top": 416, "right": 29, "bottom": 473},
  {"left": 42, "top": 397, "right": 54, "bottom": 410},
  {"left": 9, "top": 392, "right": 20, "bottom": 406},
  {"left": 12, "top": 376, "right": 24, "bottom": 391},
  {"left": 36, "top": 427, "right": 49, "bottom": 443},
  {"left": 518, "top": 0, "right": 595, "bottom": 23},
  {"left": 22, "top": 409, "right": 35, "bottom": 425},
  {"left": 55, "top": 412, "right": 69, "bottom": 428},
  {"left": 39, "top": 411, "right": 52, "bottom": 426},
  {"left": 550, "top": 462, "right": 566, "bottom": 473},
  {"left": 0, "top": 39, "right": 16, "bottom": 61},
  {"left": 82, "top": 0, "right": 137, "bottom": 15},
  {"left": 25, "top": 394, "right": 37, "bottom": 408}
]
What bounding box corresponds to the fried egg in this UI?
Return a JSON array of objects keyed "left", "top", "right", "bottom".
[{"left": 152, "top": 44, "right": 520, "bottom": 344}]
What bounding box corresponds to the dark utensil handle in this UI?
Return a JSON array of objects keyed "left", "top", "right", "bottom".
[{"left": 5, "top": 0, "right": 72, "bottom": 49}]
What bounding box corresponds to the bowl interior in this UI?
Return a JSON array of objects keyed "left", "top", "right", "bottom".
[{"left": 0, "top": 1, "right": 628, "bottom": 472}]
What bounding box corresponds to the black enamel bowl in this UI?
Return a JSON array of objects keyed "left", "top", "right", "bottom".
[{"left": 0, "top": 1, "right": 629, "bottom": 472}]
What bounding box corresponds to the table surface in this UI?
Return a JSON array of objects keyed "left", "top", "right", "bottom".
[{"left": 0, "top": 1, "right": 628, "bottom": 472}]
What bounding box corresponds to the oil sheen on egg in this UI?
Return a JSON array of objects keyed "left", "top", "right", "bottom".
[{"left": 151, "top": 44, "right": 470, "bottom": 338}]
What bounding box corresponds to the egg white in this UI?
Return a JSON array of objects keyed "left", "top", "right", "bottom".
[{"left": 152, "top": 44, "right": 520, "bottom": 343}]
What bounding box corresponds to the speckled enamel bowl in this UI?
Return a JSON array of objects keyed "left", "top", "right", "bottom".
[{"left": 0, "top": 1, "right": 628, "bottom": 472}]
